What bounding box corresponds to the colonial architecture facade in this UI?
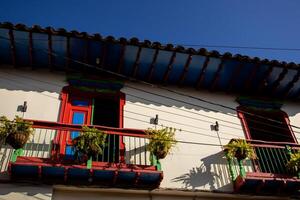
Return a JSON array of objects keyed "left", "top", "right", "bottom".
[{"left": 0, "top": 22, "right": 299, "bottom": 199}]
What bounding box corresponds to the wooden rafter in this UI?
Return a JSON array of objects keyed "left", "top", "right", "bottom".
[
  {"left": 196, "top": 57, "right": 210, "bottom": 89},
  {"left": 257, "top": 65, "right": 274, "bottom": 92},
  {"left": 47, "top": 33, "right": 53, "bottom": 70},
  {"left": 100, "top": 42, "right": 107, "bottom": 68},
  {"left": 66, "top": 36, "right": 71, "bottom": 71},
  {"left": 178, "top": 54, "right": 192, "bottom": 86},
  {"left": 210, "top": 59, "right": 226, "bottom": 90},
  {"left": 244, "top": 63, "right": 260, "bottom": 90},
  {"left": 283, "top": 70, "right": 300, "bottom": 98},
  {"left": 29, "top": 31, "right": 34, "bottom": 68},
  {"left": 117, "top": 44, "right": 126, "bottom": 73},
  {"left": 8, "top": 29, "right": 16, "bottom": 67},
  {"left": 147, "top": 48, "right": 159, "bottom": 81},
  {"left": 84, "top": 39, "right": 89, "bottom": 64},
  {"left": 271, "top": 68, "right": 288, "bottom": 95},
  {"left": 227, "top": 62, "right": 244, "bottom": 92},
  {"left": 132, "top": 46, "right": 142, "bottom": 77},
  {"left": 162, "top": 52, "right": 176, "bottom": 83}
]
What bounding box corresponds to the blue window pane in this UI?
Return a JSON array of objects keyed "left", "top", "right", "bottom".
[
  {"left": 71, "top": 131, "right": 80, "bottom": 139},
  {"left": 72, "top": 112, "right": 85, "bottom": 125},
  {"left": 72, "top": 100, "right": 89, "bottom": 107}
]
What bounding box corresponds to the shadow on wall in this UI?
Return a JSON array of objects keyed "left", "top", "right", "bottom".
[
  {"left": 172, "top": 151, "right": 233, "bottom": 191},
  {"left": 0, "top": 183, "right": 52, "bottom": 199},
  {"left": 0, "top": 67, "right": 66, "bottom": 94}
]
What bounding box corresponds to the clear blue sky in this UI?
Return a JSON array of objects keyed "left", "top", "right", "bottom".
[{"left": 1, "top": 0, "right": 300, "bottom": 63}]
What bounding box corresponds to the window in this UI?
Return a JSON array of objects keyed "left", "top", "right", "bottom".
[
  {"left": 238, "top": 106, "right": 296, "bottom": 143},
  {"left": 55, "top": 86, "right": 125, "bottom": 163}
]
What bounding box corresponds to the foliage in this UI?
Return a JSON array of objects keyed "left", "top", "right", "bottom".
[
  {"left": 146, "top": 127, "right": 177, "bottom": 159},
  {"left": 224, "top": 139, "right": 256, "bottom": 160},
  {"left": 72, "top": 126, "right": 107, "bottom": 157},
  {"left": 2, "top": 116, "right": 33, "bottom": 149},
  {"left": 287, "top": 151, "right": 300, "bottom": 171}
]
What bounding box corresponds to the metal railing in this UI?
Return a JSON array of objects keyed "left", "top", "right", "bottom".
[
  {"left": 226, "top": 139, "right": 300, "bottom": 182},
  {"left": 0, "top": 119, "right": 152, "bottom": 173}
]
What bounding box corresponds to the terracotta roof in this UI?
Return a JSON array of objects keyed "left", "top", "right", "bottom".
[{"left": 0, "top": 22, "right": 300, "bottom": 99}]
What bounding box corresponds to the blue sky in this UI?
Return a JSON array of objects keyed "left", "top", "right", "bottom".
[{"left": 1, "top": 0, "right": 300, "bottom": 63}]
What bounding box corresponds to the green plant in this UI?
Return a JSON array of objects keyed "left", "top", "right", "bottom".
[
  {"left": 72, "top": 126, "right": 107, "bottom": 158},
  {"left": 146, "top": 127, "right": 177, "bottom": 159},
  {"left": 3, "top": 116, "right": 33, "bottom": 149},
  {"left": 287, "top": 151, "right": 300, "bottom": 171},
  {"left": 224, "top": 139, "right": 256, "bottom": 160}
]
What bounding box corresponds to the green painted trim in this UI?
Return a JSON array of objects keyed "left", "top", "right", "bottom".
[
  {"left": 225, "top": 153, "right": 237, "bottom": 182},
  {"left": 10, "top": 148, "right": 24, "bottom": 163},
  {"left": 87, "top": 156, "right": 92, "bottom": 169},
  {"left": 150, "top": 153, "right": 162, "bottom": 171},
  {"left": 72, "top": 86, "right": 119, "bottom": 94},
  {"left": 66, "top": 75, "right": 124, "bottom": 85},
  {"left": 91, "top": 98, "right": 95, "bottom": 125},
  {"left": 238, "top": 159, "right": 246, "bottom": 178}
]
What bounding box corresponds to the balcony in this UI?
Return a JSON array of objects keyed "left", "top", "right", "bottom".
[
  {"left": 0, "top": 120, "right": 163, "bottom": 188},
  {"left": 226, "top": 139, "right": 300, "bottom": 194}
]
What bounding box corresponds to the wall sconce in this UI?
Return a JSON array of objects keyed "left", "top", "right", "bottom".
[{"left": 17, "top": 101, "right": 27, "bottom": 113}]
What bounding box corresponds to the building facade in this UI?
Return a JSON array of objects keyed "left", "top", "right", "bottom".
[{"left": 0, "top": 22, "right": 299, "bottom": 199}]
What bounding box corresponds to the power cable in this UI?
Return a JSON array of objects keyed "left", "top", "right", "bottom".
[{"left": 1, "top": 35, "right": 300, "bottom": 131}]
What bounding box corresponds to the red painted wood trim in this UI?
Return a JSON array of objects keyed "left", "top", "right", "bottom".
[
  {"left": 210, "top": 59, "right": 226, "bottom": 90},
  {"left": 162, "top": 51, "right": 177, "bottom": 83},
  {"left": 29, "top": 31, "right": 34, "bottom": 68},
  {"left": 227, "top": 62, "right": 244, "bottom": 92},
  {"left": 119, "top": 93, "right": 126, "bottom": 163},
  {"left": 28, "top": 119, "right": 147, "bottom": 138},
  {"left": 8, "top": 29, "right": 16, "bottom": 67},
  {"left": 132, "top": 46, "right": 142, "bottom": 77},
  {"left": 244, "top": 63, "right": 260, "bottom": 90},
  {"left": 147, "top": 48, "right": 159, "bottom": 81},
  {"left": 178, "top": 54, "right": 192, "bottom": 86},
  {"left": 196, "top": 56, "right": 210, "bottom": 89},
  {"left": 117, "top": 44, "right": 126, "bottom": 73},
  {"left": 48, "top": 33, "right": 53, "bottom": 70},
  {"left": 257, "top": 65, "right": 274, "bottom": 93}
]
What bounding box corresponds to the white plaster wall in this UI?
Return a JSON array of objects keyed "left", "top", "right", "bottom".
[
  {"left": 0, "top": 67, "right": 66, "bottom": 177},
  {"left": 282, "top": 103, "right": 300, "bottom": 142},
  {"left": 0, "top": 67, "right": 299, "bottom": 193},
  {"left": 0, "top": 67, "right": 65, "bottom": 121},
  {"left": 122, "top": 83, "right": 248, "bottom": 192}
]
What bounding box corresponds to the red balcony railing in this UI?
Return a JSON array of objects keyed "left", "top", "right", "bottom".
[
  {"left": 226, "top": 139, "right": 300, "bottom": 194},
  {"left": 0, "top": 119, "right": 162, "bottom": 188}
]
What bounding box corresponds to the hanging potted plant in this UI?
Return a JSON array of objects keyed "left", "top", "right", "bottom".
[
  {"left": 4, "top": 116, "right": 33, "bottom": 149},
  {"left": 146, "top": 127, "right": 177, "bottom": 160},
  {"left": 224, "top": 139, "right": 256, "bottom": 161},
  {"left": 286, "top": 151, "right": 300, "bottom": 178},
  {"left": 72, "top": 126, "right": 107, "bottom": 168}
]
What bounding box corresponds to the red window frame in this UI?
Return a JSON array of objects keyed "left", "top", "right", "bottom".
[
  {"left": 237, "top": 106, "right": 297, "bottom": 143},
  {"left": 53, "top": 86, "right": 126, "bottom": 161}
]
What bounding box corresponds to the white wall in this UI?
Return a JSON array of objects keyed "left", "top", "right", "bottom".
[{"left": 0, "top": 67, "right": 299, "bottom": 193}]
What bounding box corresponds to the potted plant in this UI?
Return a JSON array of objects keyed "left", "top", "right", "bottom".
[
  {"left": 72, "top": 126, "right": 107, "bottom": 168},
  {"left": 224, "top": 139, "right": 256, "bottom": 161},
  {"left": 146, "top": 127, "right": 177, "bottom": 160},
  {"left": 286, "top": 151, "right": 300, "bottom": 177},
  {"left": 3, "top": 116, "right": 33, "bottom": 149},
  {"left": 0, "top": 116, "right": 9, "bottom": 145}
]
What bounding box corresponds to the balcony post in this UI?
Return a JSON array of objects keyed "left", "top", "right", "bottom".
[
  {"left": 238, "top": 159, "right": 246, "bottom": 178},
  {"left": 225, "top": 152, "right": 236, "bottom": 182}
]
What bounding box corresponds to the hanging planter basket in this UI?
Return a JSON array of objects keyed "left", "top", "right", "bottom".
[{"left": 6, "top": 131, "right": 31, "bottom": 149}]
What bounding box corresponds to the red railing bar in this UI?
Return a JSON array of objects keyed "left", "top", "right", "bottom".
[
  {"left": 237, "top": 138, "right": 300, "bottom": 148},
  {"left": 26, "top": 119, "right": 148, "bottom": 138}
]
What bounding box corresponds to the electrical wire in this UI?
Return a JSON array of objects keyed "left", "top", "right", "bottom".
[{"left": 1, "top": 35, "right": 300, "bottom": 132}]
